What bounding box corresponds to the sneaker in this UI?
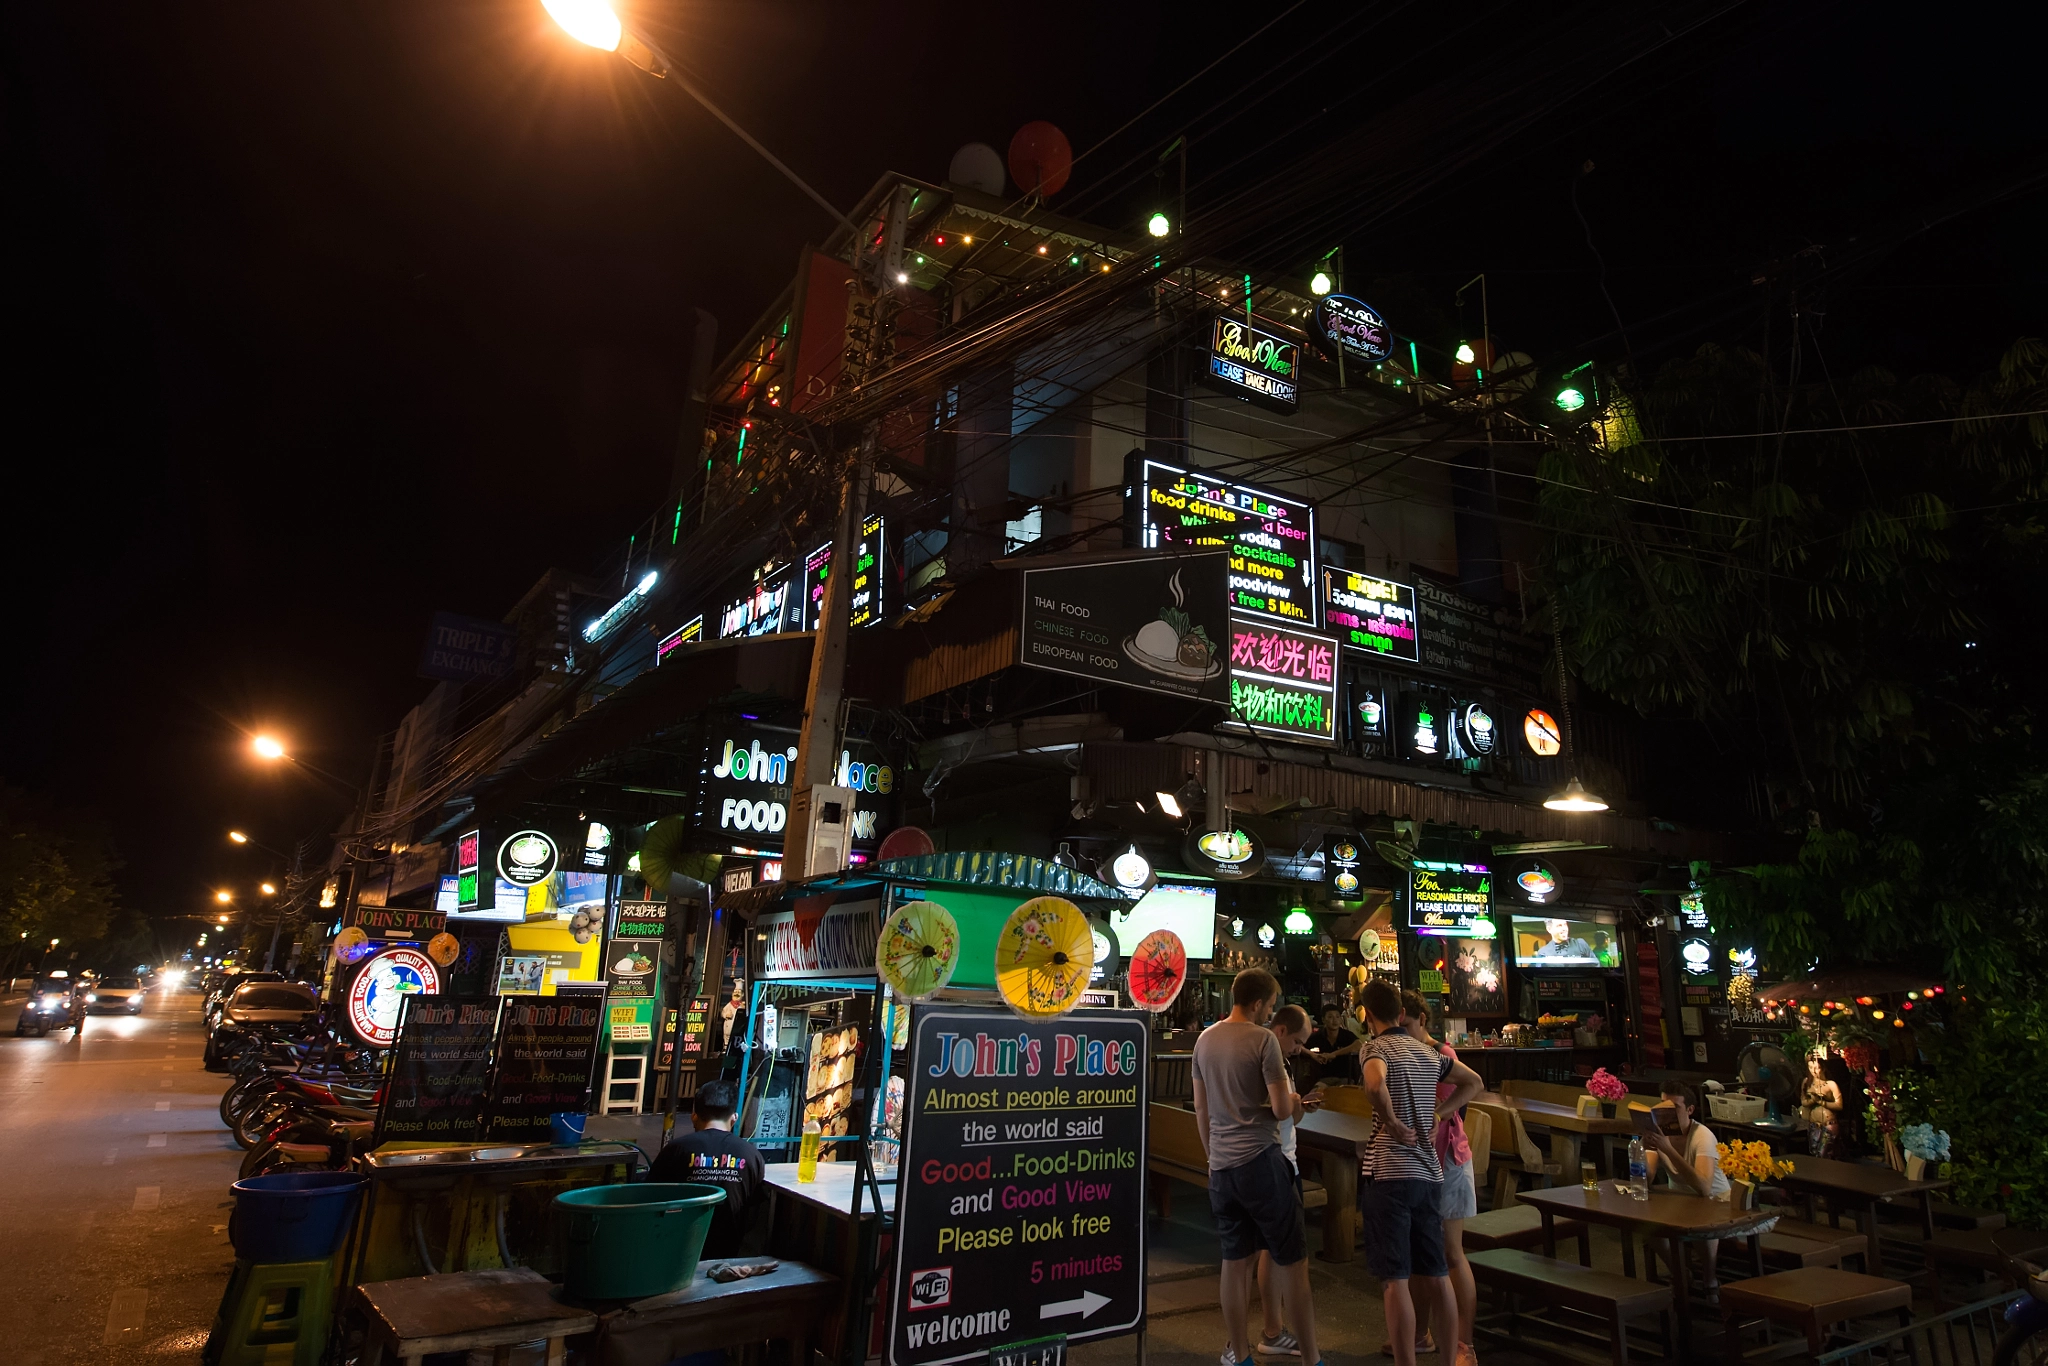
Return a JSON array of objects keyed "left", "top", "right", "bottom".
[
  {"left": 1223, "top": 1349, "right": 1241, "bottom": 1366},
  {"left": 1453, "top": 1343, "right": 1479, "bottom": 1366},
  {"left": 1257, "top": 1331, "right": 1302, "bottom": 1357}
]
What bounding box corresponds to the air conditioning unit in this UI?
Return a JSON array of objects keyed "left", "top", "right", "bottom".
[{"left": 788, "top": 784, "right": 858, "bottom": 879}]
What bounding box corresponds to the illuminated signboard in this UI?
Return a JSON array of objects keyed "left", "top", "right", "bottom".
[
  {"left": 655, "top": 616, "right": 703, "bottom": 664},
  {"left": 720, "top": 564, "right": 799, "bottom": 639},
  {"left": 1311, "top": 295, "right": 1394, "bottom": 364},
  {"left": 1404, "top": 862, "right": 1492, "bottom": 935},
  {"left": 584, "top": 571, "right": 659, "bottom": 643},
  {"left": 802, "top": 515, "right": 890, "bottom": 632},
  {"left": 1322, "top": 569, "right": 1418, "bottom": 662},
  {"left": 1203, "top": 316, "right": 1300, "bottom": 413},
  {"left": 455, "top": 829, "right": 482, "bottom": 911},
  {"left": 1128, "top": 454, "right": 1318, "bottom": 627},
  {"left": 1226, "top": 616, "right": 1338, "bottom": 745}
]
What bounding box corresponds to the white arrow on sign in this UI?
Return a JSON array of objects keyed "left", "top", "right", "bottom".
[{"left": 1040, "top": 1290, "right": 1111, "bottom": 1321}]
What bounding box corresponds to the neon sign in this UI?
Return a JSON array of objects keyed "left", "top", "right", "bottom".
[
  {"left": 1129, "top": 455, "right": 1317, "bottom": 627},
  {"left": 1322, "top": 569, "right": 1417, "bottom": 661},
  {"left": 656, "top": 616, "right": 703, "bottom": 664},
  {"left": 1226, "top": 617, "right": 1338, "bottom": 744},
  {"left": 1204, "top": 317, "right": 1300, "bottom": 412},
  {"left": 1311, "top": 295, "right": 1394, "bottom": 364}
]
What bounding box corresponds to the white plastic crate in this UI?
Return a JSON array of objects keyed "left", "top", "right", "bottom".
[{"left": 1708, "top": 1091, "right": 1768, "bottom": 1122}]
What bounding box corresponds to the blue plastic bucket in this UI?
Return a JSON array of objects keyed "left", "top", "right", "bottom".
[
  {"left": 551, "top": 1112, "right": 588, "bottom": 1146},
  {"left": 228, "top": 1171, "right": 366, "bottom": 1263}
]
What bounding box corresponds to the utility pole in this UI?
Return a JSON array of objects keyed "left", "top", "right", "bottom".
[{"left": 785, "top": 432, "right": 871, "bottom": 880}]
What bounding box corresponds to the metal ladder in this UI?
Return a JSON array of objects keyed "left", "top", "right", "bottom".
[{"left": 599, "top": 1047, "right": 647, "bottom": 1115}]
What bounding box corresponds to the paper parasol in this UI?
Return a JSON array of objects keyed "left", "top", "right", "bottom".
[
  {"left": 1126, "top": 928, "right": 1188, "bottom": 1011},
  {"left": 994, "top": 896, "right": 1093, "bottom": 1018},
  {"left": 876, "top": 899, "right": 960, "bottom": 1002}
]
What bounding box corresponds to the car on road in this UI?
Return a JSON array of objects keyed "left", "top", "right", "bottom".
[
  {"left": 14, "top": 976, "right": 80, "bottom": 1036},
  {"left": 88, "top": 975, "right": 148, "bottom": 1014},
  {"left": 219, "top": 980, "right": 318, "bottom": 1030}
]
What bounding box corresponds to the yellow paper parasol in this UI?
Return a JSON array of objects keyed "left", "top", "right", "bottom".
[
  {"left": 876, "top": 899, "right": 960, "bottom": 1002},
  {"left": 995, "top": 896, "right": 1093, "bottom": 1018},
  {"left": 1126, "top": 929, "right": 1188, "bottom": 1011}
]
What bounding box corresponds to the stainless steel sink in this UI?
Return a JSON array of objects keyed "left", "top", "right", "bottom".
[
  {"left": 467, "top": 1146, "right": 535, "bottom": 1161},
  {"left": 375, "top": 1149, "right": 475, "bottom": 1166}
]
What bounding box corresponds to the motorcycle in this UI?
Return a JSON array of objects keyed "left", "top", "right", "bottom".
[
  {"left": 1996, "top": 1253, "right": 2048, "bottom": 1366},
  {"left": 14, "top": 985, "right": 77, "bottom": 1037}
]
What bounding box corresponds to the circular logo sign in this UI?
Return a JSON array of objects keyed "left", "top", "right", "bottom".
[
  {"left": 1504, "top": 856, "right": 1563, "bottom": 906},
  {"left": 1184, "top": 828, "right": 1266, "bottom": 881},
  {"left": 346, "top": 946, "right": 441, "bottom": 1046},
  {"left": 1460, "top": 703, "right": 1498, "bottom": 756},
  {"left": 497, "top": 829, "right": 560, "bottom": 887},
  {"left": 1108, "top": 846, "right": 1154, "bottom": 892},
  {"left": 1523, "top": 708, "right": 1563, "bottom": 757},
  {"left": 1680, "top": 938, "right": 1714, "bottom": 975}
]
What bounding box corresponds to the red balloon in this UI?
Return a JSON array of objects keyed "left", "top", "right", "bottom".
[{"left": 1007, "top": 121, "right": 1073, "bottom": 197}]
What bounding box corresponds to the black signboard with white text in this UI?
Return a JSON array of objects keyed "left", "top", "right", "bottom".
[
  {"left": 482, "top": 997, "right": 603, "bottom": 1140},
  {"left": 887, "top": 1007, "right": 1147, "bottom": 1366},
  {"left": 373, "top": 995, "right": 497, "bottom": 1146},
  {"left": 1311, "top": 295, "right": 1394, "bottom": 364},
  {"left": 1415, "top": 581, "right": 1545, "bottom": 692},
  {"left": 1018, "top": 551, "right": 1229, "bottom": 702},
  {"left": 1201, "top": 316, "right": 1300, "bottom": 413}
]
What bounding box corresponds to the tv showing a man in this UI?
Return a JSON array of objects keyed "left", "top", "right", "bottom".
[{"left": 1515, "top": 916, "right": 1601, "bottom": 966}]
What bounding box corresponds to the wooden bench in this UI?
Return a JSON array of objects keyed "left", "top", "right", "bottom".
[
  {"left": 1463, "top": 1203, "right": 1592, "bottom": 1267},
  {"left": 1920, "top": 1226, "right": 2048, "bottom": 1308},
  {"left": 1145, "top": 1102, "right": 1326, "bottom": 1220},
  {"left": 354, "top": 1268, "right": 597, "bottom": 1366},
  {"left": 1766, "top": 1217, "right": 1871, "bottom": 1271},
  {"left": 1501, "top": 1079, "right": 1594, "bottom": 1111},
  {"left": 1717, "top": 1267, "right": 1911, "bottom": 1359},
  {"left": 1881, "top": 1195, "right": 2005, "bottom": 1230},
  {"left": 1469, "top": 1248, "right": 1673, "bottom": 1366}
]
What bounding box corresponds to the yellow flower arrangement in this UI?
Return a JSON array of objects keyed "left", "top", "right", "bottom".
[{"left": 1717, "top": 1138, "right": 1794, "bottom": 1184}]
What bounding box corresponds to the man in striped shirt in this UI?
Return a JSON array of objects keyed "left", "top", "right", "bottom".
[{"left": 1358, "top": 979, "right": 1483, "bottom": 1366}]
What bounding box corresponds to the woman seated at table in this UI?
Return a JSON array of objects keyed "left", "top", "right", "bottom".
[{"left": 1642, "top": 1081, "right": 1733, "bottom": 1294}]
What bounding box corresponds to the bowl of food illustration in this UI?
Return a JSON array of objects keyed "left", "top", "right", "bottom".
[
  {"left": 1124, "top": 607, "right": 1221, "bottom": 681},
  {"left": 611, "top": 950, "right": 655, "bottom": 978}
]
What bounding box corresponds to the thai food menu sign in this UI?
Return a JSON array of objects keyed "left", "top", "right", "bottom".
[
  {"left": 1017, "top": 551, "right": 1228, "bottom": 702},
  {"left": 1322, "top": 569, "right": 1418, "bottom": 663},
  {"left": 887, "top": 1007, "right": 1148, "bottom": 1366}
]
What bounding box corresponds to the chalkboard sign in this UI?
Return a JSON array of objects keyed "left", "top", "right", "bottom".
[
  {"left": 483, "top": 997, "right": 603, "bottom": 1140},
  {"left": 374, "top": 995, "right": 497, "bottom": 1146},
  {"left": 887, "top": 1007, "right": 1147, "bottom": 1366},
  {"left": 1415, "top": 581, "right": 1545, "bottom": 692}
]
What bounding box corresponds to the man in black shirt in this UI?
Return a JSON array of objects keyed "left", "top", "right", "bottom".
[{"left": 649, "top": 1080, "right": 767, "bottom": 1258}]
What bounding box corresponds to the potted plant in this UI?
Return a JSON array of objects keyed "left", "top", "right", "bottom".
[
  {"left": 1717, "top": 1139, "right": 1793, "bottom": 1210},
  {"left": 1587, "top": 1067, "right": 1629, "bottom": 1118},
  {"left": 1899, "top": 1124, "right": 1951, "bottom": 1182}
]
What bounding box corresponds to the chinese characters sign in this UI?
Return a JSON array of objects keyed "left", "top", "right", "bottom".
[
  {"left": 1226, "top": 617, "right": 1338, "bottom": 745},
  {"left": 1321, "top": 570, "right": 1417, "bottom": 662},
  {"left": 1127, "top": 455, "right": 1318, "bottom": 628}
]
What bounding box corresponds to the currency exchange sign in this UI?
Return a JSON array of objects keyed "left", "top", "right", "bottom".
[{"left": 887, "top": 1007, "right": 1148, "bottom": 1366}]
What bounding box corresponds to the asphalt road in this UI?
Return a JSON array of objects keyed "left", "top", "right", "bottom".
[{"left": 0, "top": 984, "right": 239, "bottom": 1365}]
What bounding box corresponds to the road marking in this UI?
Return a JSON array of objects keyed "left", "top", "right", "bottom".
[
  {"left": 155, "top": 1101, "right": 171, "bottom": 1111},
  {"left": 161, "top": 1065, "right": 173, "bottom": 1072},
  {"left": 104, "top": 1149, "right": 118, "bottom": 1165},
  {"left": 133, "top": 1186, "right": 161, "bottom": 1212},
  {"left": 148, "top": 1134, "right": 167, "bottom": 1148},
  {"left": 104, "top": 1288, "right": 148, "bottom": 1344},
  {"left": 161, "top": 1079, "right": 173, "bottom": 1088}
]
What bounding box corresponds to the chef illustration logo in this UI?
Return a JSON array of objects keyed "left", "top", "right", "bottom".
[{"left": 908, "top": 1267, "right": 953, "bottom": 1310}]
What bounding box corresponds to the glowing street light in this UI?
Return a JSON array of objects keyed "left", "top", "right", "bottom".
[
  {"left": 229, "top": 830, "right": 249, "bottom": 844},
  {"left": 252, "top": 735, "right": 286, "bottom": 761},
  {"left": 215, "top": 889, "right": 233, "bottom": 904},
  {"left": 1555, "top": 386, "right": 1587, "bottom": 412},
  {"left": 1309, "top": 271, "right": 1333, "bottom": 296},
  {"left": 1147, "top": 211, "right": 1171, "bottom": 239},
  {"left": 260, "top": 883, "right": 277, "bottom": 896},
  {"left": 540, "top": 0, "right": 621, "bottom": 50},
  {"left": 1456, "top": 342, "right": 1477, "bottom": 364}
]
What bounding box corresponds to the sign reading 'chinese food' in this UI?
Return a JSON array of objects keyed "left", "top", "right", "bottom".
[
  {"left": 1127, "top": 455, "right": 1318, "bottom": 629},
  {"left": 1226, "top": 617, "right": 1339, "bottom": 744}
]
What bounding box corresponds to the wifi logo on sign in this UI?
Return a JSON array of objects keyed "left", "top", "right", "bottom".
[{"left": 908, "top": 1267, "right": 952, "bottom": 1310}]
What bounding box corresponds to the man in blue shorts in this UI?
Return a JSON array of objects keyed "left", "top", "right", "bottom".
[
  {"left": 1358, "top": 979, "right": 1483, "bottom": 1366},
  {"left": 1194, "top": 969, "right": 1323, "bottom": 1366}
]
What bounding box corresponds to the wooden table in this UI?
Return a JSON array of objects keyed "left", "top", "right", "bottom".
[
  {"left": 1775, "top": 1155, "right": 1951, "bottom": 1268},
  {"left": 1483, "top": 1092, "right": 1636, "bottom": 1179},
  {"left": 1293, "top": 1108, "right": 1376, "bottom": 1263},
  {"left": 1517, "top": 1183, "right": 1781, "bottom": 1356},
  {"left": 589, "top": 1257, "right": 840, "bottom": 1366},
  {"left": 355, "top": 1267, "right": 598, "bottom": 1366}
]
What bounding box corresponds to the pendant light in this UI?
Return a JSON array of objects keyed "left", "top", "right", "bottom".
[{"left": 1542, "top": 604, "right": 1609, "bottom": 813}]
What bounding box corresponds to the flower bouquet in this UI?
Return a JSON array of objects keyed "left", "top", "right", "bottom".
[
  {"left": 1717, "top": 1138, "right": 1793, "bottom": 1208},
  {"left": 1587, "top": 1066, "right": 1629, "bottom": 1117},
  {"left": 1900, "top": 1124, "right": 1951, "bottom": 1181}
]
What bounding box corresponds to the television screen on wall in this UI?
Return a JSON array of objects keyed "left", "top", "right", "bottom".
[
  {"left": 1110, "top": 881, "right": 1217, "bottom": 961},
  {"left": 1510, "top": 914, "right": 1620, "bottom": 969}
]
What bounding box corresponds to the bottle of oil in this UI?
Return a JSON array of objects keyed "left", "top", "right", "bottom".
[{"left": 798, "top": 1118, "right": 822, "bottom": 1182}]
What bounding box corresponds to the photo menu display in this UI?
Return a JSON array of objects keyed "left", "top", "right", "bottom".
[{"left": 1126, "top": 455, "right": 1318, "bottom": 629}]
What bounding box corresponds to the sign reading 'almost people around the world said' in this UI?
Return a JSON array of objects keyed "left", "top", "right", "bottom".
[{"left": 887, "top": 1007, "right": 1148, "bottom": 1366}]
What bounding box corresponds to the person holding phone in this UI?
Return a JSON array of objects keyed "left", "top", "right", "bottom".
[
  {"left": 1253, "top": 1004, "right": 1325, "bottom": 1357},
  {"left": 1642, "top": 1081, "right": 1732, "bottom": 1293}
]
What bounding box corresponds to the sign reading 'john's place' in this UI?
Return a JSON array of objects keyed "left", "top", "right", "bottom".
[{"left": 888, "top": 1007, "right": 1148, "bottom": 1366}]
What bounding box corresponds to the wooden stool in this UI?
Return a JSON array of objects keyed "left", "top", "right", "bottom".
[
  {"left": 355, "top": 1267, "right": 597, "bottom": 1365},
  {"left": 1463, "top": 1203, "right": 1593, "bottom": 1267},
  {"left": 1757, "top": 1232, "right": 1859, "bottom": 1270},
  {"left": 1718, "top": 1267, "right": 1912, "bottom": 1360}
]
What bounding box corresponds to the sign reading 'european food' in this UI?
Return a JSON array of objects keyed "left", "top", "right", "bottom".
[
  {"left": 1321, "top": 569, "right": 1418, "bottom": 662},
  {"left": 1127, "top": 455, "right": 1318, "bottom": 628},
  {"left": 1203, "top": 316, "right": 1300, "bottom": 413},
  {"left": 1226, "top": 617, "right": 1339, "bottom": 744},
  {"left": 1017, "top": 551, "right": 1229, "bottom": 702},
  {"left": 887, "top": 1006, "right": 1147, "bottom": 1366}
]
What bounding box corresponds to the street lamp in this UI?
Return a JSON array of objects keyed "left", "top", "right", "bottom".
[
  {"left": 229, "top": 830, "right": 249, "bottom": 844},
  {"left": 252, "top": 734, "right": 286, "bottom": 761},
  {"left": 537, "top": 0, "right": 857, "bottom": 237},
  {"left": 216, "top": 889, "right": 234, "bottom": 904},
  {"left": 260, "top": 883, "right": 277, "bottom": 896}
]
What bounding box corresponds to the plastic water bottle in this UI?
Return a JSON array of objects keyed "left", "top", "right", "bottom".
[
  {"left": 798, "top": 1118, "right": 822, "bottom": 1182},
  {"left": 1627, "top": 1136, "right": 1649, "bottom": 1201}
]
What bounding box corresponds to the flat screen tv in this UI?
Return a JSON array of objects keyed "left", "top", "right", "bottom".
[
  {"left": 1111, "top": 881, "right": 1217, "bottom": 961},
  {"left": 1510, "top": 914, "right": 1620, "bottom": 969}
]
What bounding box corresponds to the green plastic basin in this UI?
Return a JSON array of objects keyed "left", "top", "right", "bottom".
[{"left": 554, "top": 1182, "right": 726, "bottom": 1300}]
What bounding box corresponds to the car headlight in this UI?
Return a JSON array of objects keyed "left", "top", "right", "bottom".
[{"left": 84, "top": 994, "right": 96, "bottom": 1003}]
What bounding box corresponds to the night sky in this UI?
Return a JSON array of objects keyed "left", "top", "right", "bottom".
[{"left": 4, "top": 1, "right": 2042, "bottom": 923}]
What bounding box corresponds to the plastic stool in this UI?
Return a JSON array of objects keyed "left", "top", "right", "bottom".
[{"left": 203, "top": 1257, "right": 334, "bottom": 1366}]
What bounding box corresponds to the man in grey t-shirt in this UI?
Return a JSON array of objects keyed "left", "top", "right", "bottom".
[{"left": 1193, "top": 969, "right": 1322, "bottom": 1366}]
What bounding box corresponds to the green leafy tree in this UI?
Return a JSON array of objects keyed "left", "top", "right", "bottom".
[{"left": 0, "top": 787, "right": 123, "bottom": 975}]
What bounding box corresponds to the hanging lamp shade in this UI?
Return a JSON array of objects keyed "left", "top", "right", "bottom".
[
  {"left": 1543, "top": 777, "right": 1609, "bottom": 813},
  {"left": 994, "top": 896, "right": 1093, "bottom": 1018}
]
